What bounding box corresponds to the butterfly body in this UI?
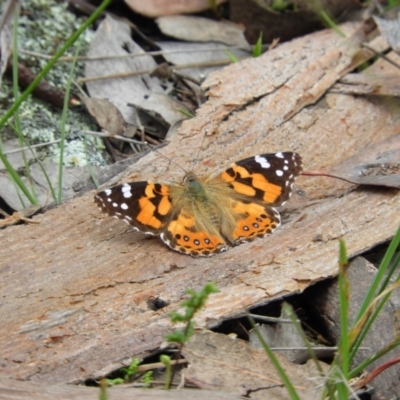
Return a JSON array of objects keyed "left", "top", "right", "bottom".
[{"left": 95, "top": 152, "right": 302, "bottom": 257}]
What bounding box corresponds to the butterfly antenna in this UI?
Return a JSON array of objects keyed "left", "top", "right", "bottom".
[
  {"left": 151, "top": 145, "right": 188, "bottom": 174},
  {"left": 191, "top": 132, "right": 208, "bottom": 171}
]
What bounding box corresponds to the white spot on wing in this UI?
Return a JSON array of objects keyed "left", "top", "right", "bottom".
[
  {"left": 276, "top": 170, "right": 283, "bottom": 177},
  {"left": 275, "top": 152, "right": 284, "bottom": 158},
  {"left": 122, "top": 184, "right": 132, "bottom": 198},
  {"left": 121, "top": 203, "right": 128, "bottom": 210},
  {"left": 255, "top": 155, "right": 270, "bottom": 168},
  {"left": 112, "top": 202, "right": 118, "bottom": 207},
  {"left": 104, "top": 189, "right": 112, "bottom": 196}
]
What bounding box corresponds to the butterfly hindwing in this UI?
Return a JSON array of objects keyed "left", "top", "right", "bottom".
[
  {"left": 229, "top": 200, "right": 281, "bottom": 244},
  {"left": 161, "top": 210, "right": 227, "bottom": 256}
]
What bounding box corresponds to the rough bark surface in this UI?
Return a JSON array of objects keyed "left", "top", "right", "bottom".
[
  {"left": 1, "top": 22, "right": 400, "bottom": 391},
  {"left": 0, "top": 378, "right": 239, "bottom": 400}
]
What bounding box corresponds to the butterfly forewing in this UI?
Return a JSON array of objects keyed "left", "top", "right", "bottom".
[
  {"left": 220, "top": 152, "right": 302, "bottom": 206},
  {"left": 94, "top": 181, "right": 172, "bottom": 235}
]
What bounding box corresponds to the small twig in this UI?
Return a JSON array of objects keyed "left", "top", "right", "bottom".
[
  {"left": 135, "top": 358, "right": 187, "bottom": 373},
  {"left": 361, "top": 42, "right": 400, "bottom": 71},
  {"left": 78, "top": 58, "right": 245, "bottom": 84},
  {"left": 19, "top": 44, "right": 253, "bottom": 63},
  {"left": 81, "top": 130, "right": 148, "bottom": 146},
  {"left": 5, "top": 59, "right": 79, "bottom": 108},
  {"left": 0, "top": 205, "right": 42, "bottom": 228},
  {"left": 269, "top": 346, "right": 338, "bottom": 351},
  {"left": 3, "top": 139, "right": 61, "bottom": 155},
  {"left": 241, "top": 383, "right": 284, "bottom": 397},
  {"left": 248, "top": 313, "right": 299, "bottom": 323}
]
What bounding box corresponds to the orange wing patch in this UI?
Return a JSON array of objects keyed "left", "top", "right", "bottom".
[
  {"left": 220, "top": 165, "right": 283, "bottom": 203},
  {"left": 230, "top": 200, "right": 280, "bottom": 242},
  {"left": 137, "top": 184, "right": 171, "bottom": 229},
  {"left": 163, "top": 212, "right": 226, "bottom": 256}
]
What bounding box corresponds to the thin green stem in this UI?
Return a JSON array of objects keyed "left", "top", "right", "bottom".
[
  {"left": 57, "top": 43, "right": 81, "bottom": 202},
  {"left": 247, "top": 314, "right": 301, "bottom": 400},
  {"left": 349, "top": 225, "right": 400, "bottom": 361}
]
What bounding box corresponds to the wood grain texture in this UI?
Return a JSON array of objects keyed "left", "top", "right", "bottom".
[
  {"left": 1, "top": 22, "right": 399, "bottom": 387},
  {"left": 0, "top": 378, "right": 239, "bottom": 400}
]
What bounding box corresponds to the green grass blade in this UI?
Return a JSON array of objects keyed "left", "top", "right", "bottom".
[
  {"left": 333, "top": 239, "right": 350, "bottom": 398},
  {"left": 320, "top": 11, "right": 346, "bottom": 37},
  {"left": 83, "top": 135, "right": 99, "bottom": 188},
  {"left": 252, "top": 32, "right": 263, "bottom": 57},
  {"left": 0, "top": 4, "right": 38, "bottom": 205},
  {"left": 337, "top": 239, "right": 350, "bottom": 374},
  {"left": 0, "top": 148, "right": 36, "bottom": 204},
  {"left": 247, "top": 314, "right": 301, "bottom": 400},
  {"left": 8, "top": 127, "right": 57, "bottom": 203},
  {"left": 282, "top": 303, "right": 336, "bottom": 397},
  {"left": 160, "top": 355, "right": 171, "bottom": 390},
  {"left": 57, "top": 43, "right": 81, "bottom": 203},
  {"left": 374, "top": 225, "right": 400, "bottom": 293},
  {"left": 353, "top": 225, "right": 400, "bottom": 322},
  {"left": 349, "top": 226, "right": 400, "bottom": 361},
  {"left": 224, "top": 50, "right": 239, "bottom": 63},
  {"left": 11, "top": 8, "right": 38, "bottom": 205},
  {"left": 282, "top": 303, "right": 325, "bottom": 375},
  {"left": 349, "top": 280, "right": 400, "bottom": 368},
  {"left": 350, "top": 334, "right": 400, "bottom": 378}
]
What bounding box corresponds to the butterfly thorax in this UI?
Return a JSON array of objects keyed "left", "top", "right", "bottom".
[{"left": 183, "top": 172, "right": 210, "bottom": 203}]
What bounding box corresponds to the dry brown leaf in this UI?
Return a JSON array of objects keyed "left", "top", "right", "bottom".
[
  {"left": 0, "top": 205, "right": 41, "bottom": 228},
  {"left": 124, "top": 0, "right": 226, "bottom": 18},
  {"left": 331, "top": 72, "right": 400, "bottom": 96},
  {"left": 81, "top": 97, "right": 127, "bottom": 136},
  {"left": 84, "top": 16, "right": 186, "bottom": 129},
  {"left": 183, "top": 331, "right": 328, "bottom": 399},
  {"left": 324, "top": 133, "right": 400, "bottom": 188},
  {"left": 156, "top": 16, "right": 248, "bottom": 47},
  {"left": 157, "top": 41, "right": 250, "bottom": 80},
  {"left": 0, "top": 0, "right": 17, "bottom": 84},
  {"left": 374, "top": 14, "right": 400, "bottom": 52}
]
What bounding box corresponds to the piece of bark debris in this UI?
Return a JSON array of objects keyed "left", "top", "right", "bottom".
[{"left": 0, "top": 205, "right": 41, "bottom": 228}]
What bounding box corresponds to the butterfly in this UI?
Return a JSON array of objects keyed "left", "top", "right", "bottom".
[{"left": 94, "top": 152, "right": 302, "bottom": 257}]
